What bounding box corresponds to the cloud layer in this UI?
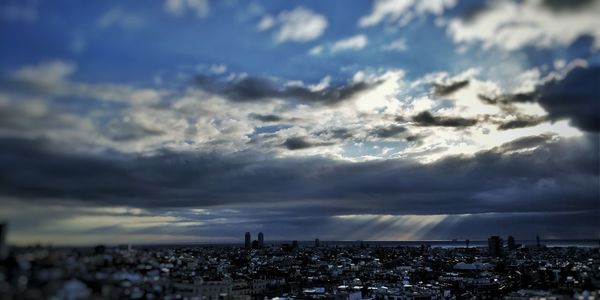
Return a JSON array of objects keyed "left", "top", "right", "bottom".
[
  {"left": 0, "top": 0, "right": 598, "bottom": 244},
  {"left": 258, "top": 6, "right": 328, "bottom": 43}
]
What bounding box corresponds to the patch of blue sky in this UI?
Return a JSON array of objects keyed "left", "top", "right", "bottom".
[
  {"left": 2, "top": 0, "right": 586, "bottom": 91},
  {"left": 0, "top": 0, "right": 460, "bottom": 87},
  {"left": 253, "top": 124, "right": 292, "bottom": 135}
]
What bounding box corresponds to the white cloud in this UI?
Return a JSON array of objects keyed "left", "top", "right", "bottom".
[
  {"left": 331, "top": 34, "right": 368, "bottom": 53},
  {"left": 210, "top": 64, "right": 227, "bottom": 74},
  {"left": 382, "top": 38, "right": 408, "bottom": 51},
  {"left": 309, "top": 76, "right": 331, "bottom": 91},
  {"left": 259, "top": 6, "right": 328, "bottom": 43},
  {"left": 447, "top": 0, "right": 600, "bottom": 50},
  {"left": 359, "top": 0, "right": 456, "bottom": 27},
  {"left": 164, "top": 0, "right": 209, "bottom": 18},
  {"left": 98, "top": 7, "right": 144, "bottom": 30},
  {"left": 308, "top": 45, "right": 323, "bottom": 56},
  {"left": 1, "top": 60, "right": 584, "bottom": 164},
  {"left": 256, "top": 15, "right": 274, "bottom": 31},
  {"left": 13, "top": 60, "right": 76, "bottom": 85}
]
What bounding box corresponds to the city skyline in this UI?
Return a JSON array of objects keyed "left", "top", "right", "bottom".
[{"left": 0, "top": 0, "right": 599, "bottom": 245}]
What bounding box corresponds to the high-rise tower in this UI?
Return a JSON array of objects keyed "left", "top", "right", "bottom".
[
  {"left": 258, "top": 232, "right": 264, "bottom": 248},
  {"left": 245, "top": 232, "right": 251, "bottom": 250},
  {"left": 507, "top": 235, "right": 516, "bottom": 250},
  {"left": 488, "top": 236, "right": 504, "bottom": 257}
]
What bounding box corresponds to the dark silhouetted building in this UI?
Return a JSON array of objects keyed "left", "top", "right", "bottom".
[
  {"left": 245, "top": 232, "right": 251, "bottom": 250},
  {"left": 507, "top": 235, "right": 516, "bottom": 250},
  {"left": 258, "top": 232, "right": 264, "bottom": 248},
  {"left": 315, "top": 238, "right": 320, "bottom": 248},
  {"left": 465, "top": 239, "right": 470, "bottom": 248},
  {"left": 488, "top": 236, "right": 504, "bottom": 257},
  {"left": 0, "top": 222, "right": 6, "bottom": 260}
]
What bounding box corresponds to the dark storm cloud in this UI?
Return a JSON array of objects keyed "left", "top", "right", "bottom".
[
  {"left": 458, "top": 0, "right": 594, "bottom": 23},
  {"left": 314, "top": 128, "right": 353, "bottom": 140},
  {"left": 194, "top": 75, "right": 380, "bottom": 105},
  {"left": 481, "top": 66, "right": 600, "bottom": 132},
  {"left": 534, "top": 66, "right": 600, "bottom": 132},
  {"left": 370, "top": 125, "right": 407, "bottom": 138},
  {"left": 542, "top": 0, "right": 594, "bottom": 10},
  {"left": 478, "top": 92, "right": 536, "bottom": 106},
  {"left": 497, "top": 115, "right": 547, "bottom": 130},
  {"left": 0, "top": 133, "right": 597, "bottom": 217},
  {"left": 432, "top": 80, "right": 469, "bottom": 97},
  {"left": 457, "top": 1, "right": 492, "bottom": 22},
  {"left": 405, "top": 135, "right": 421, "bottom": 142},
  {"left": 282, "top": 137, "right": 334, "bottom": 150},
  {"left": 249, "top": 113, "right": 283, "bottom": 122},
  {"left": 412, "top": 111, "right": 478, "bottom": 127}
]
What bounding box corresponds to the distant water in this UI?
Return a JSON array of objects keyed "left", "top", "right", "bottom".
[
  {"left": 140, "top": 239, "right": 600, "bottom": 249},
  {"left": 280, "top": 239, "right": 600, "bottom": 248}
]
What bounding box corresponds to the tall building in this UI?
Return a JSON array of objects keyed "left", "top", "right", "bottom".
[
  {"left": 507, "top": 235, "right": 516, "bottom": 250},
  {"left": 488, "top": 236, "right": 504, "bottom": 257},
  {"left": 258, "top": 232, "right": 264, "bottom": 248},
  {"left": 245, "top": 232, "right": 251, "bottom": 250},
  {"left": 315, "top": 238, "right": 320, "bottom": 248},
  {"left": 0, "top": 223, "right": 6, "bottom": 260}
]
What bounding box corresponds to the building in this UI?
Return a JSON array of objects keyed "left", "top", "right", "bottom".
[
  {"left": 245, "top": 232, "right": 251, "bottom": 250},
  {"left": 197, "top": 278, "right": 233, "bottom": 300},
  {"left": 488, "top": 235, "right": 504, "bottom": 257},
  {"left": 507, "top": 235, "right": 516, "bottom": 250},
  {"left": 258, "top": 232, "right": 264, "bottom": 248},
  {"left": 0, "top": 222, "right": 6, "bottom": 260},
  {"left": 315, "top": 238, "right": 320, "bottom": 248}
]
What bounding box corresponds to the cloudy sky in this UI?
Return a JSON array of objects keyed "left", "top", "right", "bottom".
[{"left": 0, "top": 0, "right": 598, "bottom": 245}]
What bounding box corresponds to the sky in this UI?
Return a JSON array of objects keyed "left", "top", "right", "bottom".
[{"left": 0, "top": 0, "right": 598, "bottom": 245}]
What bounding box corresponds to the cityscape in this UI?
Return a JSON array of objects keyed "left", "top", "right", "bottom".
[
  {"left": 1, "top": 0, "right": 599, "bottom": 299},
  {"left": 1, "top": 226, "right": 599, "bottom": 299}
]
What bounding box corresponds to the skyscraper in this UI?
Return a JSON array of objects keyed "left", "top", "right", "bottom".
[
  {"left": 488, "top": 235, "right": 504, "bottom": 257},
  {"left": 507, "top": 235, "right": 516, "bottom": 250},
  {"left": 315, "top": 238, "right": 320, "bottom": 248},
  {"left": 258, "top": 232, "right": 264, "bottom": 248},
  {"left": 245, "top": 232, "right": 251, "bottom": 250}
]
